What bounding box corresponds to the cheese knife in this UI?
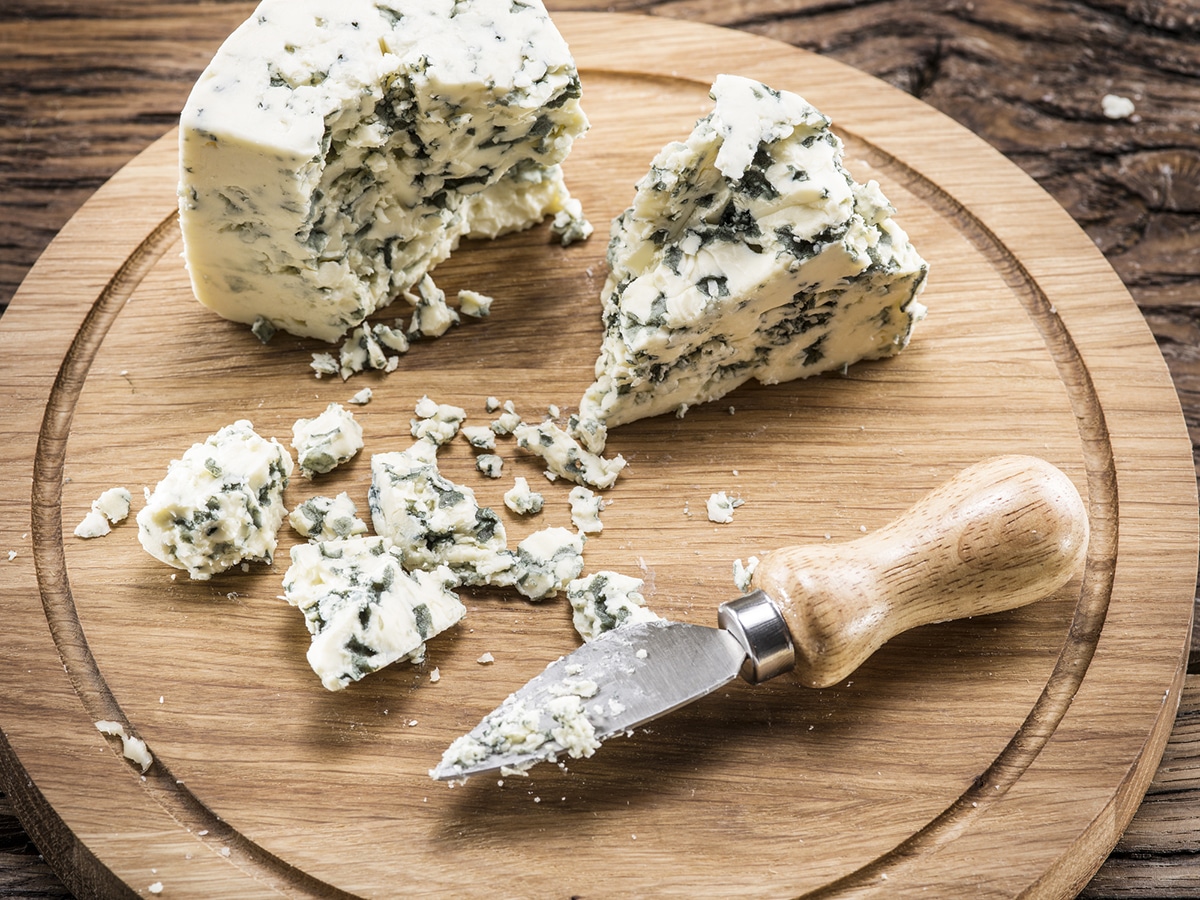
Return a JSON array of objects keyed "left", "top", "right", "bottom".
[{"left": 430, "top": 455, "right": 1089, "bottom": 781}]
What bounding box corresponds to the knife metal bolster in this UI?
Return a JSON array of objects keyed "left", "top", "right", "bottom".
[{"left": 717, "top": 590, "right": 795, "bottom": 684}]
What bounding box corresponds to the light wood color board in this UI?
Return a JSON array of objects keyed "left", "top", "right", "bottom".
[{"left": 0, "top": 13, "right": 1195, "bottom": 899}]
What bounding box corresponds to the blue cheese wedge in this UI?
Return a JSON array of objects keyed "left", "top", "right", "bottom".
[
  {"left": 74, "top": 486, "right": 132, "bottom": 539},
  {"left": 513, "top": 420, "right": 626, "bottom": 489},
  {"left": 567, "top": 571, "right": 660, "bottom": 642},
  {"left": 289, "top": 492, "right": 368, "bottom": 541},
  {"left": 292, "top": 402, "right": 363, "bottom": 477},
  {"left": 283, "top": 536, "right": 465, "bottom": 690},
  {"left": 178, "top": 0, "right": 588, "bottom": 342},
  {"left": 137, "top": 421, "right": 293, "bottom": 580},
  {"left": 578, "top": 74, "right": 928, "bottom": 436}
]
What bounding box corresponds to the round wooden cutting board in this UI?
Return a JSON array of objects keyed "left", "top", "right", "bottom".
[{"left": 0, "top": 13, "right": 1195, "bottom": 900}]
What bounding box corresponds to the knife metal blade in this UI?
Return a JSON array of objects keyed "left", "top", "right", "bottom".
[
  {"left": 430, "top": 456, "right": 1091, "bottom": 783},
  {"left": 430, "top": 592, "right": 791, "bottom": 781}
]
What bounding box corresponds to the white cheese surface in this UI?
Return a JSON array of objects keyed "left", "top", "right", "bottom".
[
  {"left": 136, "top": 420, "right": 293, "bottom": 580},
  {"left": 178, "top": 0, "right": 588, "bottom": 342}
]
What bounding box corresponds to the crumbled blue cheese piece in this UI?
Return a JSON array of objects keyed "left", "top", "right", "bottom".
[
  {"left": 405, "top": 274, "right": 459, "bottom": 339},
  {"left": 476, "top": 454, "right": 504, "bottom": 479},
  {"left": 568, "top": 486, "right": 605, "bottom": 534},
  {"left": 503, "top": 477, "right": 544, "bottom": 515},
  {"left": 178, "top": 0, "right": 589, "bottom": 343},
  {"left": 292, "top": 402, "right": 363, "bottom": 477},
  {"left": 514, "top": 420, "right": 626, "bottom": 489},
  {"left": 289, "top": 492, "right": 368, "bottom": 541},
  {"left": 410, "top": 396, "right": 467, "bottom": 446},
  {"left": 733, "top": 555, "right": 759, "bottom": 593},
  {"left": 348, "top": 387, "right": 373, "bottom": 405},
  {"left": 94, "top": 720, "right": 153, "bottom": 773},
  {"left": 499, "top": 526, "right": 584, "bottom": 601},
  {"left": 283, "top": 536, "right": 465, "bottom": 690},
  {"left": 577, "top": 74, "right": 928, "bottom": 439},
  {"left": 370, "top": 442, "right": 512, "bottom": 586},
  {"left": 549, "top": 197, "right": 593, "bottom": 247},
  {"left": 461, "top": 425, "right": 497, "bottom": 451},
  {"left": 706, "top": 491, "right": 743, "bottom": 524},
  {"left": 137, "top": 421, "right": 293, "bottom": 580},
  {"left": 490, "top": 400, "right": 523, "bottom": 436},
  {"left": 370, "top": 443, "right": 579, "bottom": 598},
  {"left": 74, "top": 486, "right": 132, "bottom": 539},
  {"left": 457, "top": 290, "right": 494, "bottom": 318},
  {"left": 567, "top": 571, "right": 660, "bottom": 642}
]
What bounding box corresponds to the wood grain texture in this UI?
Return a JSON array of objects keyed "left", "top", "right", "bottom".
[{"left": 2, "top": 2, "right": 1198, "bottom": 897}]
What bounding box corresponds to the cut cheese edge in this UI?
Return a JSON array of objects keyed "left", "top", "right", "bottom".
[
  {"left": 179, "top": 0, "right": 588, "bottom": 342},
  {"left": 578, "top": 74, "right": 928, "bottom": 437}
]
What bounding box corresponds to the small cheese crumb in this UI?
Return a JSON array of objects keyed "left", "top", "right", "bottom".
[
  {"left": 706, "top": 491, "right": 743, "bottom": 524},
  {"left": 568, "top": 486, "right": 605, "bottom": 534},
  {"left": 430, "top": 667, "right": 440, "bottom": 683},
  {"left": 733, "top": 556, "right": 759, "bottom": 593},
  {"left": 347, "top": 387, "right": 373, "bottom": 405},
  {"left": 148, "top": 882, "right": 163, "bottom": 895},
  {"left": 1102, "top": 93, "right": 1135, "bottom": 119},
  {"left": 457, "top": 289, "right": 494, "bottom": 318},
  {"left": 94, "top": 720, "right": 153, "bottom": 773},
  {"left": 74, "top": 487, "right": 132, "bottom": 539},
  {"left": 477, "top": 652, "right": 495, "bottom": 665}
]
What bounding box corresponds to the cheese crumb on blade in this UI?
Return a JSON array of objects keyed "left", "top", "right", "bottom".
[
  {"left": 578, "top": 74, "right": 928, "bottom": 442},
  {"left": 178, "top": 0, "right": 588, "bottom": 343}
]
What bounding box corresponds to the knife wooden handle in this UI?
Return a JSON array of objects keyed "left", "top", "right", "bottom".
[{"left": 750, "top": 455, "right": 1089, "bottom": 689}]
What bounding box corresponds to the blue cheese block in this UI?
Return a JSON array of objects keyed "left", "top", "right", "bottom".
[
  {"left": 578, "top": 74, "right": 928, "bottom": 434},
  {"left": 283, "top": 536, "right": 465, "bottom": 690},
  {"left": 137, "top": 420, "right": 293, "bottom": 579},
  {"left": 369, "top": 441, "right": 515, "bottom": 586},
  {"left": 179, "top": 0, "right": 588, "bottom": 342}
]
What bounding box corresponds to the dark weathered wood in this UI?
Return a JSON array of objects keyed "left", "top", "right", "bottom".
[{"left": 3, "top": 1, "right": 1198, "bottom": 896}]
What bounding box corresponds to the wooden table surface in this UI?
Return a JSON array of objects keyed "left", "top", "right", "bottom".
[{"left": 2, "top": 1, "right": 1198, "bottom": 896}]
